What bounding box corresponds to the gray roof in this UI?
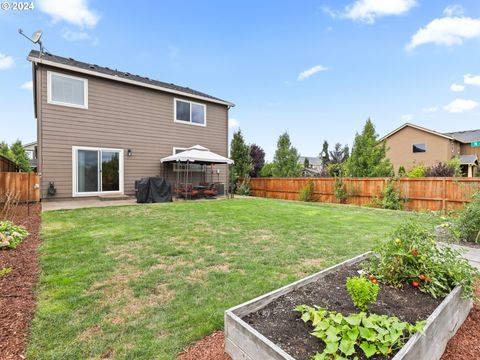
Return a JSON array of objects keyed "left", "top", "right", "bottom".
[
  {"left": 28, "top": 50, "right": 233, "bottom": 106},
  {"left": 444, "top": 129, "right": 480, "bottom": 144},
  {"left": 299, "top": 156, "right": 322, "bottom": 165},
  {"left": 458, "top": 155, "right": 478, "bottom": 165}
]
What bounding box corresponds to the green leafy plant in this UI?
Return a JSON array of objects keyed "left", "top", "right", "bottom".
[
  {"left": 407, "top": 165, "right": 427, "bottom": 178},
  {"left": 346, "top": 276, "right": 379, "bottom": 311},
  {"left": 0, "top": 267, "right": 12, "bottom": 277},
  {"left": 454, "top": 191, "right": 480, "bottom": 243},
  {"left": 0, "top": 221, "right": 29, "bottom": 249},
  {"left": 367, "top": 220, "right": 479, "bottom": 298},
  {"left": 295, "top": 305, "right": 425, "bottom": 359},
  {"left": 374, "top": 178, "right": 404, "bottom": 210},
  {"left": 334, "top": 178, "right": 347, "bottom": 204},
  {"left": 299, "top": 180, "right": 315, "bottom": 202}
]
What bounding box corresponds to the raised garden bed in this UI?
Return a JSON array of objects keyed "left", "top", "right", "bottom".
[{"left": 225, "top": 253, "right": 473, "bottom": 360}]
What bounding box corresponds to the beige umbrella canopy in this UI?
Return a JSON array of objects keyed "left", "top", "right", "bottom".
[{"left": 160, "top": 145, "right": 234, "bottom": 164}]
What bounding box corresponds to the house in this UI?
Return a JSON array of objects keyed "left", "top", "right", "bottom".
[
  {"left": 23, "top": 141, "right": 37, "bottom": 171},
  {"left": 381, "top": 123, "right": 480, "bottom": 177},
  {"left": 299, "top": 156, "right": 322, "bottom": 172},
  {"left": 27, "top": 50, "right": 234, "bottom": 199}
]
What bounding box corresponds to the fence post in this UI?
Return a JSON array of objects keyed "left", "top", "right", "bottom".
[{"left": 442, "top": 178, "right": 446, "bottom": 214}]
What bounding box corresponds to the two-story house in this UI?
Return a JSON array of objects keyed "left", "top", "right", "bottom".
[
  {"left": 28, "top": 50, "right": 234, "bottom": 199},
  {"left": 381, "top": 123, "right": 480, "bottom": 177}
]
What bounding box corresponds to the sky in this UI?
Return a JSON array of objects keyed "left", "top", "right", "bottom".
[{"left": 1, "top": 0, "right": 479, "bottom": 160}]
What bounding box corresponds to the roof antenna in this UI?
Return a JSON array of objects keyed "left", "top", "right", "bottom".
[{"left": 18, "top": 29, "right": 44, "bottom": 57}]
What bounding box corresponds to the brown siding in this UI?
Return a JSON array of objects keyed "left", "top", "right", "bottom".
[
  {"left": 460, "top": 143, "right": 480, "bottom": 158},
  {"left": 38, "top": 65, "right": 229, "bottom": 198},
  {"left": 385, "top": 126, "right": 457, "bottom": 172}
]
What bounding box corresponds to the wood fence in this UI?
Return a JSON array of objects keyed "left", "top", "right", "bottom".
[
  {"left": 0, "top": 172, "right": 40, "bottom": 203},
  {"left": 250, "top": 177, "right": 480, "bottom": 212},
  {"left": 0, "top": 155, "right": 17, "bottom": 172}
]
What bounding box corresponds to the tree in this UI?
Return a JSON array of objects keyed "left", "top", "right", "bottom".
[
  {"left": 329, "top": 143, "right": 349, "bottom": 164},
  {"left": 0, "top": 141, "right": 13, "bottom": 161},
  {"left": 249, "top": 144, "right": 265, "bottom": 178},
  {"left": 229, "top": 129, "right": 252, "bottom": 191},
  {"left": 10, "top": 140, "right": 31, "bottom": 172},
  {"left": 260, "top": 162, "right": 274, "bottom": 177},
  {"left": 272, "top": 132, "right": 302, "bottom": 177},
  {"left": 303, "top": 157, "right": 310, "bottom": 168},
  {"left": 320, "top": 140, "right": 330, "bottom": 168},
  {"left": 346, "top": 119, "right": 393, "bottom": 177}
]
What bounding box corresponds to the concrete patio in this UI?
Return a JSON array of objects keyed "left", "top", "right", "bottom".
[{"left": 42, "top": 197, "right": 139, "bottom": 211}]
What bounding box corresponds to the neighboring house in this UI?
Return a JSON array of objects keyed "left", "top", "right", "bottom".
[
  {"left": 27, "top": 50, "right": 234, "bottom": 199},
  {"left": 23, "top": 141, "right": 38, "bottom": 171},
  {"left": 381, "top": 123, "right": 480, "bottom": 177},
  {"left": 299, "top": 156, "right": 322, "bottom": 171}
]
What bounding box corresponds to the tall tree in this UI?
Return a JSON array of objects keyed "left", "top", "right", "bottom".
[
  {"left": 303, "top": 157, "right": 310, "bottom": 168},
  {"left": 272, "top": 132, "right": 302, "bottom": 177},
  {"left": 249, "top": 144, "right": 265, "bottom": 178},
  {"left": 346, "top": 119, "right": 393, "bottom": 177},
  {"left": 343, "top": 145, "right": 350, "bottom": 161},
  {"left": 229, "top": 129, "right": 252, "bottom": 189},
  {"left": 320, "top": 140, "right": 330, "bottom": 168},
  {"left": 329, "top": 143, "right": 349, "bottom": 164},
  {"left": 0, "top": 141, "right": 12, "bottom": 160},
  {"left": 10, "top": 140, "right": 31, "bottom": 172}
]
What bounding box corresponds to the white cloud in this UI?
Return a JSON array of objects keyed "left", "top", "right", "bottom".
[
  {"left": 407, "top": 16, "right": 480, "bottom": 50},
  {"left": 20, "top": 81, "right": 33, "bottom": 90},
  {"left": 0, "top": 53, "right": 14, "bottom": 70},
  {"left": 344, "top": 0, "right": 417, "bottom": 24},
  {"left": 443, "top": 4, "right": 464, "bottom": 17},
  {"left": 61, "top": 28, "right": 98, "bottom": 45},
  {"left": 229, "top": 118, "right": 240, "bottom": 129},
  {"left": 401, "top": 114, "right": 413, "bottom": 121},
  {"left": 320, "top": 6, "right": 338, "bottom": 19},
  {"left": 297, "top": 65, "right": 329, "bottom": 81},
  {"left": 450, "top": 83, "right": 465, "bottom": 92},
  {"left": 464, "top": 74, "right": 480, "bottom": 86},
  {"left": 38, "top": 0, "right": 100, "bottom": 28},
  {"left": 443, "top": 98, "right": 478, "bottom": 113},
  {"left": 422, "top": 106, "right": 438, "bottom": 113}
]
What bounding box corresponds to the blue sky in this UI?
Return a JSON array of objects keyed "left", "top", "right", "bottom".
[{"left": 1, "top": 0, "right": 479, "bottom": 159}]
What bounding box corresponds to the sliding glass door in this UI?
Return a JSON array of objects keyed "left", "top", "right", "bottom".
[{"left": 74, "top": 147, "right": 123, "bottom": 196}]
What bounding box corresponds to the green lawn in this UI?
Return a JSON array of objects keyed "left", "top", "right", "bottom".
[{"left": 28, "top": 198, "right": 436, "bottom": 359}]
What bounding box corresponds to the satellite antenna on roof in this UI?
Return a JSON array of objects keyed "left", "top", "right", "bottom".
[{"left": 18, "top": 29, "right": 44, "bottom": 57}]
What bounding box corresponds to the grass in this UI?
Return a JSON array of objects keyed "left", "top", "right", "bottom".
[{"left": 28, "top": 198, "right": 437, "bottom": 359}]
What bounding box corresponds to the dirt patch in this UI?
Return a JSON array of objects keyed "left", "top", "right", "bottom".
[
  {"left": 177, "top": 331, "right": 231, "bottom": 360},
  {"left": 242, "top": 263, "right": 442, "bottom": 360},
  {"left": 186, "top": 264, "right": 231, "bottom": 282},
  {"left": 0, "top": 204, "right": 41, "bottom": 360}
]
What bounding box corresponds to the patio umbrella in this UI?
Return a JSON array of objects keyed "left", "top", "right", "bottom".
[{"left": 160, "top": 145, "right": 234, "bottom": 165}]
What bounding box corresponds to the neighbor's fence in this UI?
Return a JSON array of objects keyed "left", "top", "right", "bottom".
[
  {"left": 0, "top": 155, "right": 17, "bottom": 172},
  {"left": 250, "top": 177, "right": 480, "bottom": 212},
  {"left": 0, "top": 172, "right": 40, "bottom": 203}
]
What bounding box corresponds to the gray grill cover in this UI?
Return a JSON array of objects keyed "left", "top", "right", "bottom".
[{"left": 136, "top": 177, "right": 172, "bottom": 203}]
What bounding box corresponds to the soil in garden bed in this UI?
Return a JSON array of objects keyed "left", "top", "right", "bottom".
[
  {"left": 0, "top": 204, "right": 41, "bottom": 360},
  {"left": 242, "top": 262, "right": 443, "bottom": 360}
]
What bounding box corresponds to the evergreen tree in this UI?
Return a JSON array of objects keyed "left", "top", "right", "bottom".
[
  {"left": 10, "top": 140, "right": 31, "bottom": 172},
  {"left": 320, "top": 140, "right": 330, "bottom": 167},
  {"left": 272, "top": 132, "right": 302, "bottom": 177},
  {"left": 329, "top": 143, "right": 349, "bottom": 164},
  {"left": 229, "top": 129, "right": 252, "bottom": 190},
  {"left": 303, "top": 157, "right": 310, "bottom": 168},
  {"left": 343, "top": 145, "right": 350, "bottom": 162},
  {"left": 346, "top": 119, "right": 393, "bottom": 177},
  {"left": 249, "top": 144, "right": 265, "bottom": 178},
  {"left": 0, "top": 141, "right": 13, "bottom": 161}
]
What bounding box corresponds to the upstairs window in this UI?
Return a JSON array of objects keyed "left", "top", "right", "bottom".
[
  {"left": 413, "top": 143, "right": 426, "bottom": 153},
  {"left": 48, "top": 71, "right": 88, "bottom": 109},
  {"left": 174, "top": 99, "right": 206, "bottom": 126}
]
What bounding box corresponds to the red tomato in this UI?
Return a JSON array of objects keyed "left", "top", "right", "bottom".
[
  {"left": 412, "top": 281, "right": 419, "bottom": 287},
  {"left": 419, "top": 274, "right": 426, "bottom": 281}
]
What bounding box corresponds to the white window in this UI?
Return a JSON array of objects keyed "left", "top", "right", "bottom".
[
  {"left": 48, "top": 71, "right": 88, "bottom": 109},
  {"left": 174, "top": 99, "right": 206, "bottom": 126},
  {"left": 172, "top": 147, "right": 204, "bottom": 172}
]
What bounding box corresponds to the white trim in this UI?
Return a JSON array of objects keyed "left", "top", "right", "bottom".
[
  {"left": 47, "top": 71, "right": 88, "bottom": 109},
  {"left": 72, "top": 146, "right": 124, "bottom": 197},
  {"left": 380, "top": 123, "right": 454, "bottom": 142},
  {"left": 29, "top": 55, "right": 235, "bottom": 107},
  {"left": 174, "top": 98, "right": 207, "bottom": 127}
]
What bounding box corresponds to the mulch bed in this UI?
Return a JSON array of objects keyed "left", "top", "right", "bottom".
[{"left": 0, "top": 204, "right": 41, "bottom": 360}]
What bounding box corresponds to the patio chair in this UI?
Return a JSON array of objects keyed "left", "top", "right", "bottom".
[{"left": 203, "top": 183, "right": 218, "bottom": 198}]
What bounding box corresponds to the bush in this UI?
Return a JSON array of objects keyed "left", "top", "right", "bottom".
[
  {"left": 407, "top": 165, "right": 427, "bottom": 178},
  {"left": 235, "top": 176, "right": 251, "bottom": 196},
  {"left": 425, "top": 158, "right": 461, "bottom": 177},
  {"left": 334, "top": 178, "right": 347, "bottom": 203},
  {"left": 346, "top": 276, "right": 379, "bottom": 311},
  {"left": 455, "top": 192, "right": 480, "bottom": 243},
  {"left": 376, "top": 179, "right": 404, "bottom": 210},
  {"left": 398, "top": 166, "right": 407, "bottom": 177},
  {"left": 0, "top": 221, "right": 29, "bottom": 249},
  {"left": 259, "top": 163, "right": 274, "bottom": 177},
  {"left": 298, "top": 180, "right": 315, "bottom": 202},
  {"left": 367, "top": 220, "right": 479, "bottom": 298}
]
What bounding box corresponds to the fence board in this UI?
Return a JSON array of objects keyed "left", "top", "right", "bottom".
[
  {"left": 0, "top": 172, "right": 40, "bottom": 203},
  {"left": 250, "top": 177, "right": 480, "bottom": 212}
]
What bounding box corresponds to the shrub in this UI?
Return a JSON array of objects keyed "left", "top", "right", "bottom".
[
  {"left": 425, "top": 158, "right": 461, "bottom": 177},
  {"left": 367, "top": 220, "right": 479, "bottom": 298},
  {"left": 346, "top": 276, "right": 379, "bottom": 311},
  {"left": 0, "top": 221, "right": 29, "bottom": 249},
  {"left": 334, "top": 178, "right": 347, "bottom": 204},
  {"left": 397, "top": 166, "right": 407, "bottom": 177},
  {"left": 295, "top": 305, "right": 425, "bottom": 359},
  {"left": 376, "top": 179, "right": 404, "bottom": 210},
  {"left": 259, "top": 162, "right": 274, "bottom": 177},
  {"left": 235, "top": 176, "right": 251, "bottom": 196},
  {"left": 298, "top": 180, "right": 315, "bottom": 202},
  {"left": 455, "top": 192, "right": 480, "bottom": 243},
  {"left": 407, "top": 165, "right": 427, "bottom": 178},
  {"left": 0, "top": 267, "right": 12, "bottom": 277}
]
